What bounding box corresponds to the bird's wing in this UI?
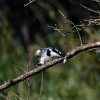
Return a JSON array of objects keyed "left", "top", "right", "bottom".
[
  {"left": 48, "top": 47, "right": 64, "bottom": 57},
  {"left": 40, "top": 48, "right": 48, "bottom": 57}
]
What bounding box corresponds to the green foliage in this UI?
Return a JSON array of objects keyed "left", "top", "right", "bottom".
[{"left": 0, "top": 1, "right": 100, "bottom": 100}]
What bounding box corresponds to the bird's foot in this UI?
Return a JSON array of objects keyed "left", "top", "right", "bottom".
[{"left": 63, "top": 57, "right": 67, "bottom": 63}]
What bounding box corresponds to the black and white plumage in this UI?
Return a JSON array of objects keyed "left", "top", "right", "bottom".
[{"left": 35, "top": 47, "right": 66, "bottom": 65}]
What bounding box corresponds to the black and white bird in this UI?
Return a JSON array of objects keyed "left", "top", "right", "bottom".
[{"left": 35, "top": 47, "right": 66, "bottom": 65}]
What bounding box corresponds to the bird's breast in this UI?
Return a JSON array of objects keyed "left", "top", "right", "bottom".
[{"left": 44, "top": 55, "right": 51, "bottom": 62}]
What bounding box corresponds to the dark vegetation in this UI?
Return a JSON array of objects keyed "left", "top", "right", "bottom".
[{"left": 0, "top": 0, "right": 100, "bottom": 99}]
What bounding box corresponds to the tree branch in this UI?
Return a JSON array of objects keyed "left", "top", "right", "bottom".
[{"left": 0, "top": 42, "right": 100, "bottom": 92}]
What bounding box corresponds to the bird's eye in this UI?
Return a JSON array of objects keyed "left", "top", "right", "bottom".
[
  {"left": 36, "top": 55, "right": 39, "bottom": 57},
  {"left": 36, "top": 55, "right": 40, "bottom": 58}
]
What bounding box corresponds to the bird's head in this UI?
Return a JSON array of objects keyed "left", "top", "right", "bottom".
[{"left": 35, "top": 49, "right": 41, "bottom": 58}]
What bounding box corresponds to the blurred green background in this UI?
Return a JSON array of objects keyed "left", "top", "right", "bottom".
[{"left": 0, "top": 0, "right": 100, "bottom": 100}]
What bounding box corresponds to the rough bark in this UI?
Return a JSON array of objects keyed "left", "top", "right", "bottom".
[{"left": 0, "top": 42, "right": 100, "bottom": 92}]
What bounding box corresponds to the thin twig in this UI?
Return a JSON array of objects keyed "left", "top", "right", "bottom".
[
  {"left": 12, "top": 56, "right": 33, "bottom": 100},
  {"left": 93, "top": 0, "right": 100, "bottom": 5},
  {"left": 38, "top": 71, "right": 44, "bottom": 100},
  {"left": 11, "top": 91, "right": 23, "bottom": 100},
  {"left": 24, "top": 0, "right": 35, "bottom": 7},
  {"left": 0, "top": 94, "right": 10, "bottom": 100},
  {"left": 47, "top": 24, "right": 66, "bottom": 36},
  {"left": 84, "top": 18, "right": 100, "bottom": 25},
  {"left": 12, "top": 65, "right": 27, "bottom": 74},
  {"left": 58, "top": 10, "right": 83, "bottom": 45},
  {"left": 26, "top": 55, "right": 33, "bottom": 100},
  {"left": 26, "top": 54, "right": 33, "bottom": 72},
  {"left": 80, "top": 4, "right": 100, "bottom": 15},
  {"left": 27, "top": 80, "right": 31, "bottom": 100}
]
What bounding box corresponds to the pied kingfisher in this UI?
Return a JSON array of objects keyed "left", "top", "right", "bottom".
[{"left": 35, "top": 47, "right": 66, "bottom": 65}]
